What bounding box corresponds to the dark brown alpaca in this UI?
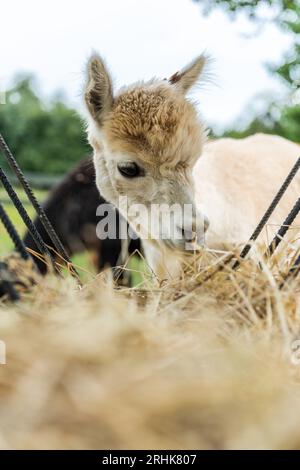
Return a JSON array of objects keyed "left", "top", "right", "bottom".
[{"left": 23, "top": 157, "right": 141, "bottom": 280}]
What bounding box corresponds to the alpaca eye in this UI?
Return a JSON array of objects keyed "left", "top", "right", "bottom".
[{"left": 117, "top": 162, "right": 143, "bottom": 178}]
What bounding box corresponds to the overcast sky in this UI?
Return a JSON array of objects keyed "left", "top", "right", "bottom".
[{"left": 0, "top": 0, "right": 291, "bottom": 131}]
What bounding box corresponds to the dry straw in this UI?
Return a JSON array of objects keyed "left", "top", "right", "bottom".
[{"left": 0, "top": 245, "right": 300, "bottom": 450}]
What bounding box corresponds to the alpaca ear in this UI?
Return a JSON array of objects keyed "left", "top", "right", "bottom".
[
  {"left": 84, "top": 54, "right": 113, "bottom": 124},
  {"left": 168, "top": 55, "right": 207, "bottom": 94}
]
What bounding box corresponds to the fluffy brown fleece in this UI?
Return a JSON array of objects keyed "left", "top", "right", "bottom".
[
  {"left": 0, "top": 252, "right": 300, "bottom": 450},
  {"left": 104, "top": 82, "right": 205, "bottom": 170}
]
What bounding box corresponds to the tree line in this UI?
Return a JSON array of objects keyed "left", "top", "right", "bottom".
[{"left": 0, "top": 75, "right": 90, "bottom": 175}]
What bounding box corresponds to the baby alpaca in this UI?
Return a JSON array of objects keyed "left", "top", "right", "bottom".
[{"left": 84, "top": 54, "right": 300, "bottom": 279}]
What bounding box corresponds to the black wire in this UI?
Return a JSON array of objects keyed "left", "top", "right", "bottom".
[
  {"left": 283, "top": 253, "right": 300, "bottom": 285},
  {"left": 0, "top": 167, "right": 54, "bottom": 263},
  {"left": 0, "top": 202, "right": 29, "bottom": 260},
  {"left": 264, "top": 197, "right": 300, "bottom": 258},
  {"left": 278, "top": 248, "right": 300, "bottom": 289},
  {"left": 232, "top": 156, "right": 300, "bottom": 270},
  {"left": 0, "top": 133, "right": 80, "bottom": 280}
]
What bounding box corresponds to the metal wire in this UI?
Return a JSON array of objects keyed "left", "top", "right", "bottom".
[
  {"left": 283, "top": 253, "right": 300, "bottom": 285},
  {"left": 264, "top": 197, "right": 300, "bottom": 258},
  {"left": 0, "top": 202, "right": 29, "bottom": 261},
  {"left": 232, "top": 156, "right": 300, "bottom": 270},
  {"left": 0, "top": 167, "right": 53, "bottom": 262},
  {"left": 286, "top": 255, "right": 300, "bottom": 280},
  {"left": 0, "top": 133, "right": 79, "bottom": 279}
]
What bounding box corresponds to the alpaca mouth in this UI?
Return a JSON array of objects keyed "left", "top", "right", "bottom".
[
  {"left": 160, "top": 236, "right": 205, "bottom": 253},
  {"left": 156, "top": 215, "right": 208, "bottom": 252},
  {"left": 203, "top": 214, "right": 210, "bottom": 232}
]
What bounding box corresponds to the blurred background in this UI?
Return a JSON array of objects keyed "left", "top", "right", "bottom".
[{"left": 0, "top": 0, "right": 299, "bottom": 268}]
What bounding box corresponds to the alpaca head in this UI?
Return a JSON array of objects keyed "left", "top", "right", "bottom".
[{"left": 84, "top": 54, "right": 209, "bottom": 259}]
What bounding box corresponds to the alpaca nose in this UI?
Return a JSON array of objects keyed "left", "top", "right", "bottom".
[
  {"left": 180, "top": 227, "right": 196, "bottom": 243},
  {"left": 177, "top": 214, "right": 209, "bottom": 243},
  {"left": 203, "top": 214, "right": 210, "bottom": 232}
]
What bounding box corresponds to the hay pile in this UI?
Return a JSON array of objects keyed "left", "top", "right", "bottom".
[{"left": 0, "top": 252, "right": 300, "bottom": 450}]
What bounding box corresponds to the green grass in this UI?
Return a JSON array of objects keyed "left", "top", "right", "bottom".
[
  {"left": 0, "top": 198, "right": 35, "bottom": 255},
  {"left": 1, "top": 188, "right": 47, "bottom": 255},
  {"left": 0, "top": 187, "right": 47, "bottom": 206}
]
